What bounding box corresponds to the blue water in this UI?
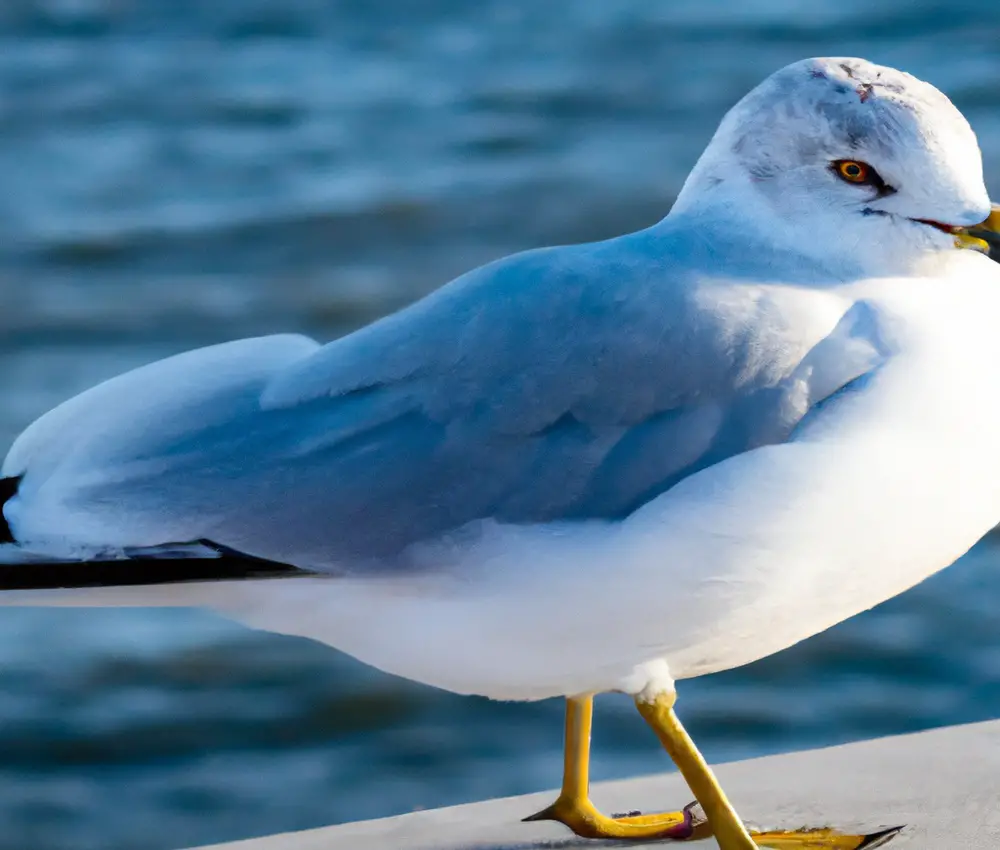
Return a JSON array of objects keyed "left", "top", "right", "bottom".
[{"left": 2, "top": 2, "right": 1000, "bottom": 848}]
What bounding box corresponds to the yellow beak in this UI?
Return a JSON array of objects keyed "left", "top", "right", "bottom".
[{"left": 955, "top": 203, "right": 1000, "bottom": 253}]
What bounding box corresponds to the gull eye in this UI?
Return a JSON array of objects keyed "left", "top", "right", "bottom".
[
  {"left": 833, "top": 159, "right": 873, "bottom": 184},
  {"left": 831, "top": 159, "right": 894, "bottom": 197}
]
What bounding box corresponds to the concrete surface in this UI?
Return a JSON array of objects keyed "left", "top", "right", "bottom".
[{"left": 191, "top": 718, "right": 1000, "bottom": 849}]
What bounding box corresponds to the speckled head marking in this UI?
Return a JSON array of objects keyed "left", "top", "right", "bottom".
[
  {"left": 829, "top": 59, "right": 900, "bottom": 103},
  {"left": 672, "top": 57, "right": 991, "bottom": 275}
]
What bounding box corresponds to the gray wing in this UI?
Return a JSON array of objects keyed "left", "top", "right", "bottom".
[{"left": 4, "top": 227, "right": 884, "bottom": 568}]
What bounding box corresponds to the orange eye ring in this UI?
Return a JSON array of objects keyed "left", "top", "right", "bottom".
[{"left": 835, "top": 160, "right": 870, "bottom": 183}]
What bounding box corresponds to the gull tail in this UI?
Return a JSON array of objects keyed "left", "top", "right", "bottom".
[
  {"left": 0, "top": 476, "right": 18, "bottom": 544},
  {"left": 0, "top": 552, "right": 310, "bottom": 608},
  {"left": 0, "top": 551, "right": 306, "bottom": 592},
  {"left": 0, "top": 506, "right": 311, "bottom": 610},
  {"left": 0, "top": 475, "right": 312, "bottom": 605}
]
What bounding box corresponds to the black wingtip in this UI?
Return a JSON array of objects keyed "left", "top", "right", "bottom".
[
  {"left": 0, "top": 552, "right": 309, "bottom": 591},
  {"left": 857, "top": 825, "right": 905, "bottom": 848},
  {"left": 0, "top": 476, "right": 20, "bottom": 544}
]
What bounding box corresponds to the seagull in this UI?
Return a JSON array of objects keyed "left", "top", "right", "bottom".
[{"left": 2, "top": 57, "right": 1000, "bottom": 849}]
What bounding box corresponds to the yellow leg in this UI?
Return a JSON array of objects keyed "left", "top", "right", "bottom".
[
  {"left": 524, "top": 695, "right": 703, "bottom": 839},
  {"left": 635, "top": 691, "right": 756, "bottom": 848},
  {"left": 524, "top": 693, "right": 903, "bottom": 848}
]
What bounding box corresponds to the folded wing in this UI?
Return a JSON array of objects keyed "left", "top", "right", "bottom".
[{"left": 2, "top": 230, "right": 883, "bottom": 569}]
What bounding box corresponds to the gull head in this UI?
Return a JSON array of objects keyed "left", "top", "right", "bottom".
[{"left": 673, "top": 57, "right": 992, "bottom": 274}]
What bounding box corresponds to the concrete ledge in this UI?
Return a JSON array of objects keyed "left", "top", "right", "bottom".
[{"left": 191, "top": 719, "right": 1000, "bottom": 849}]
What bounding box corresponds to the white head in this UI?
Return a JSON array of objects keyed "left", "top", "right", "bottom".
[{"left": 672, "top": 57, "right": 992, "bottom": 276}]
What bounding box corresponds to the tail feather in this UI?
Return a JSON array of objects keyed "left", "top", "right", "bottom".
[
  {"left": 0, "top": 554, "right": 306, "bottom": 591},
  {"left": 0, "top": 476, "right": 19, "bottom": 544},
  {"left": 0, "top": 480, "right": 309, "bottom": 591},
  {"left": 0, "top": 475, "right": 312, "bottom": 590}
]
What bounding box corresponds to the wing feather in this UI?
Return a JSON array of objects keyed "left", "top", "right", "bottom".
[{"left": 3, "top": 229, "right": 885, "bottom": 569}]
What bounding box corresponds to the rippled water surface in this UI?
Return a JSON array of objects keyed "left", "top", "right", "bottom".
[{"left": 2, "top": 2, "right": 1000, "bottom": 848}]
